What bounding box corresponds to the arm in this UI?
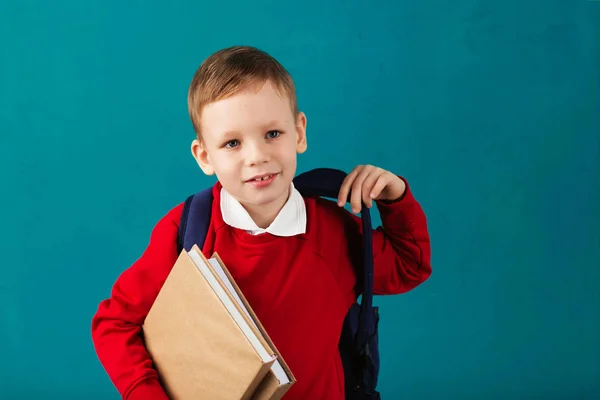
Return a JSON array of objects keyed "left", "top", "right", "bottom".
[
  {"left": 91, "top": 205, "right": 183, "bottom": 400},
  {"left": 336, "top": 165, "right": 432, "bottom": 295},
  {"left": 369, "top": 178, "right": 431, "bottom": 294}
]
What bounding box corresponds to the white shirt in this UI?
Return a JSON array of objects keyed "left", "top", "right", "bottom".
[{"left": 220, "top": 182, "right": 307, "bottom": 236}]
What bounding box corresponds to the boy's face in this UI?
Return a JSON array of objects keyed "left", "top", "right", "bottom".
[{"left": 191, "top": 80, "right": 307, "bottom": 220}]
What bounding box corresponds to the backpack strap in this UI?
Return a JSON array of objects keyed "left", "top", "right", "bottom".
[
  {"left": 177, "top": 186, "right": 214, "bottom": 254},
  {"left": 293, "top": 168, "right": 375, "bottom": 347}
]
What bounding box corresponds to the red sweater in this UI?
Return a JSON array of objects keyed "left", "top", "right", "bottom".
[{"left": 91, "top": 179, "right": 431, "bottom": 400}]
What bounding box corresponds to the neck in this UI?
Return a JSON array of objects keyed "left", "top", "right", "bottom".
[{"left": 242, "top": 187, "right": 290, "bottom": 229}]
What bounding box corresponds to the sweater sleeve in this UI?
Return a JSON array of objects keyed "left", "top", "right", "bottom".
[
  {"left": 337, "top": 177, "right": 432, "bottom": 296},
  {"left": 91, "top": 204, "right": 183, "bottom": 400},
  {"left": 368, "top": 177, "right": 432, "bottom": 294}
]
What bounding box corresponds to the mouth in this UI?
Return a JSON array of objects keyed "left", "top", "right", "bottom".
[{"left": 246, "top": 173, "right": 278, "bottom": 182}]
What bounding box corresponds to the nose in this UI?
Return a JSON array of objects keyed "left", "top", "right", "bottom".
[{"left": 244, "top": 140, "right": 270, "bottom": 166}]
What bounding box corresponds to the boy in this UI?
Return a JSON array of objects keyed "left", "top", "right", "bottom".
[{"left": 91, "top": 45, "right": 432, "bottom": 400}]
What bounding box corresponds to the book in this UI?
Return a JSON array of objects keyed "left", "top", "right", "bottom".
[{"left": 142, "top": 245, "right": 295, "bottom": 400}]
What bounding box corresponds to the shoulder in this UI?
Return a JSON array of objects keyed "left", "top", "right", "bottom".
[
  {"left": 305, "top": 196, "right": 361, "bottom": 246},
  {"left": 144, "top": 202, "right": 185, "bottom": 247},
  {"left": 310, "top": 196, "right": 360, "bottom": 226},
  {"left": 152, "top": 181, "right": 223, "bottom": 237},
  {"left": 162, "top": 201, "right": 185, "bottom": 227}
]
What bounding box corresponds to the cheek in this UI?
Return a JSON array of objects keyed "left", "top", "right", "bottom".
[
  {"left": 210, "top": 153, "right": 237, "bottom": 176},
  {"left": 283, "top": 151, "right": 296, "bottom": 166},
  {"left": 277, "top": 145, "right": 298, "bottom": 172},
  {"left": 277, "top": 136, "right": 298, "bottom": 159}
]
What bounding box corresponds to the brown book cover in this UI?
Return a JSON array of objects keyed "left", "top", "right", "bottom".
[{"left": 142, "top": 246, "right": 282, "bottom": 399}]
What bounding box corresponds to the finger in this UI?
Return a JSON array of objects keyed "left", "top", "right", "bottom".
[
  {"left": 370, "top": 172, "right": 391, "bottom": 201},
  {"left": 338, "top": 166, "right": 361, "bottom": 205},
  {"left": 350, "top": 165, "right": 373, "bottom": 213},
  {"left": 338, "top": 166, "right": 362, "bottom": 206},
  {"left": 361, "top": 168, "right": 384, "bottom": 207}
]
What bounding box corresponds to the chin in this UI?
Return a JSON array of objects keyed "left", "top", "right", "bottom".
[
  {"left": 246, "top": 191, "right": 284, "bottom": 207},
  {"left": 244, "top": 183, "right": 290, "bottom": 206}
]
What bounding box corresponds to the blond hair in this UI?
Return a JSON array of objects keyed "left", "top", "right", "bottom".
[{"left": 187, "top": 46, "right": 297, "bottom": 137}]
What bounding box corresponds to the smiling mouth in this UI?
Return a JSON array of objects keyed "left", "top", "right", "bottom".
[{"left": 247, "top": 173, "right": 277, "bottom": 182}]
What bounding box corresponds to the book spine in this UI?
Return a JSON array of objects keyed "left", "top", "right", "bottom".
[{"left": 241, "top": 358, "right": 276, "bottom": 400}]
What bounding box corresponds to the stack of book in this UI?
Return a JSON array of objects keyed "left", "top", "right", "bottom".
[{"left": 142, "top": 245, "right": 295, "bottom": 400}]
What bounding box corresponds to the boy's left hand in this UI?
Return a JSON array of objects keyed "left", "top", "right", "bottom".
[{"left": 337, "top": 164, "right": 406, "bottom": 213}]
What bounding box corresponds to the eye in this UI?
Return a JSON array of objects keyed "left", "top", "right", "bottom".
[
  {"left": 266, "top": 130, "right": 281, "bottom": 139},
  {"left": 224, "top": 139, "right": 240, "bottom": 148}
]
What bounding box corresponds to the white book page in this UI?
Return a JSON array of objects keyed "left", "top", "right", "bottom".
[
  {"left": 187, "top": 251, "right": 275, "bottom": 363},
  {"left": 207, "top": 257, "right": 290, "bottom": 386}
]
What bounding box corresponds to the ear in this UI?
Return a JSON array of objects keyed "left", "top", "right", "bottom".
[
  {"left": 191, "top": 138, "right": 215, "bottom": 175},
  {"left": 295, "top": 111, "right": 307, "bottom": 154}
]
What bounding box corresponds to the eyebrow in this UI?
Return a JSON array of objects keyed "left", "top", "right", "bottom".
[
  {"left": 219, "top": 121, "right": 282, "bottom": 138},
  {"left": 261, "top": 120, "right": 280, "bottom": 130},
  {"left": 220, "top": 130, "right": 240, "bottom": 139}
]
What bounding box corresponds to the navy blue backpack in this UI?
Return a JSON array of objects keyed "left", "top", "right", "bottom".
[{"left": 176, "top": 168, "right": 381, "bottom": 400}]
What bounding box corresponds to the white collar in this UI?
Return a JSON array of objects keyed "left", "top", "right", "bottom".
[{"left": 220, "top": 182, "right": 306, "bottom": 236}]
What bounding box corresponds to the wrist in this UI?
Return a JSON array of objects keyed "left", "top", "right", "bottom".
[{"left": 379, "top": 176, "right": 407, "bottom": 203}]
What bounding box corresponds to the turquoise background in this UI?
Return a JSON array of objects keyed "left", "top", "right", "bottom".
[{"left": 1, "top": 0, "right": 599, "bottom": 398}]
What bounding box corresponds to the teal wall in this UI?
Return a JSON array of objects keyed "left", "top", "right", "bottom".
[{"left": 1, "top": 0, "right": 598, "bottom": 398}]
